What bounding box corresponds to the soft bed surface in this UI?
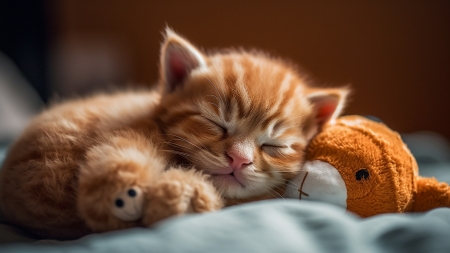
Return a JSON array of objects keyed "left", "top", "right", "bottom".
[
  {"left": 1, "top": 200, "right": 450, "bottom": 253},
  {"left": 1, "top": 133, "right": 450, "bottom": 253}
]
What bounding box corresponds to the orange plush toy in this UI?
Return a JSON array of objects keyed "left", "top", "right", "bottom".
[{"left": 284, "top": 115, "right": 450, "bottom": 217}]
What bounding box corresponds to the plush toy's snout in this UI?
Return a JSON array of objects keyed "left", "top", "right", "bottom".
[{"left": 285, "top": 160, "right": 347, "bottom": 208}]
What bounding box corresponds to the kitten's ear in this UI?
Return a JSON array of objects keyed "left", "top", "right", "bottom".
[
  {"left": 160, "top": 28, "right": 207, "bottom": 93},
  {"left": 307, "top": 88, "right": 349, "bottom": 127}
]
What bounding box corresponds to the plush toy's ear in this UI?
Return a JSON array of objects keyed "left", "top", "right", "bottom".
[
  {"left": 160, "top": 28, "right": 208, "bottom": 93},
  {"left": 307, "top": 88, "right": 349, "bottom": 127},
  {"left": 412, "top": 176, "right": 450, "bottom": 212}
]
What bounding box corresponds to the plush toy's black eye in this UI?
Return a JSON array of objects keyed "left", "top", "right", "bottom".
[
  {"left": 115, "top": 199, "right": 124, "bottom": 208},
  {"left": 128, "top": 189, "right": 137, "bottom": 197},
  {"left": 356, "top": 169, "right": 370, "bottom": 181}
]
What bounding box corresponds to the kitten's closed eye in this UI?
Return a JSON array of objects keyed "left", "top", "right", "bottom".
[
  {"left": 202, "top": 117, "right": 228, "bottom": 136},
  {"left": 262, "top": 144, "right": 287, "bottom": 148},
  {"left": 261, "top": 144, "right": 288, "bottom": 156}
]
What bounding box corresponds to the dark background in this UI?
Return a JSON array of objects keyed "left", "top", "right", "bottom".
[{"left": 1, "top": 1, "right": 450, "bottom": 139}]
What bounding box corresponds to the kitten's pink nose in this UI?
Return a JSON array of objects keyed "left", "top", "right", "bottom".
[{"left": 226, "top": 150, "right": 253, "bottom": 170}]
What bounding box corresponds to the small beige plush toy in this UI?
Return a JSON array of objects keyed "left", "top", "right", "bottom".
[{"left": 284, "top": 115, "right": 450, "bottom": 217}]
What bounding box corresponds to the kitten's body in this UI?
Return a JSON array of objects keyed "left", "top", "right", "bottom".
[
  {"left": 0, "top": 29, "right": 347, "bottom": 239},
  {"left": 0, "top": 91, "right": 163, "bottom": 238}
]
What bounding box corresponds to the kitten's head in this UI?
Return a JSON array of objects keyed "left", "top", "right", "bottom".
[{"left": 156, "top": 28, "right": 348, "bottom": 199}]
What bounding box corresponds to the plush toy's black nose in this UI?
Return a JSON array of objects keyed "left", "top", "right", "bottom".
[
  {"left": 356, "top": 169, "right": 370, "bottom": 181},
  {"left": 115, "top": 199, "right": 124, "bottom": 208}
]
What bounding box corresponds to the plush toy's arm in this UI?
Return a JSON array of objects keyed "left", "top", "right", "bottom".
[
  {"left": 78, "top": 129, "right": 223, "bottom": 232},
  {"left": 77, "top": 129, "right": 167, "bottom": 232},
  {"left": 412, "top": 177, "right": 450, "bottom": 212}
]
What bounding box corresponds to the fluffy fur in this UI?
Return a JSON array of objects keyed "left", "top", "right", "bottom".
[{"left": 0, "top": 28, "right": 348, "bottom": 239}]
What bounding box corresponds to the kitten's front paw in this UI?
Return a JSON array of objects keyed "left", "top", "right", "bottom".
[{"left": 143, "top": 169, "right": 223, "bottom": 226}]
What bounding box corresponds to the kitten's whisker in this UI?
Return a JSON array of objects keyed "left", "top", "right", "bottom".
[
  {"left": 190, "top": 134, "right": 209, "bottom": 151},
  {"left": 199, "top": 153, "right": 227, "bottom": 168},
  {"left": 271, "top": 185, "right": 286, "bottom": 192},
  {"left": 261, "top": 185, "right": 285, "bottom": 200},
  {"left": 172, "top": 149, "right": 220, "bottom": 167},
  {"left": 160, "top": 150, "right": 197, "bottom": 160},
  {"left": 276, "top": 169, "right": 309, "bottom": 174},
  {"left": 273, "top": 184, "right": 299, "bottom": 195},
  {"left": 279, "top": 166, "right": 306, "bottom": 170},
  {"left": 161, "top": 141, "right": 196, "bottom": 150},
  {"left": 259, "top": 186, "right": 278, "bottom": 199},
  {"left": 285, "top": 179, "right": 301, "bottom": 188},
  {"left": 284, "top": 182, "right": 300, "bottom": 190},
  {"left": 162, "top": 142, "right": 198, "bottom": 153},
  {"left": 164, "top": 134, "right": 204, "bottom": 151},
  {"left": 275, "top": 170, "right": 302, "bottom": 173},
  {"left": 166, "top": 153, "right": 205, "bottom": 166}
]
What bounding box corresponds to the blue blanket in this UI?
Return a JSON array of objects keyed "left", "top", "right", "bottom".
[
  {"left": 1, "top": 201, "right": 450, "bottom": 253},
  {"left": 1, "top": 133, "right": 450, "bottom": 253}
]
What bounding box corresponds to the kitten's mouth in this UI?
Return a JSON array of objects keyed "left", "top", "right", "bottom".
[
  {"left": 228, "top": 173, "right": 245, "bottom": 187},
  {"left": 209, "top": 171, "right": 246, "bottom": 188},
  {"left": 229, "top": 171, "right": 246, "bottom": 187}
]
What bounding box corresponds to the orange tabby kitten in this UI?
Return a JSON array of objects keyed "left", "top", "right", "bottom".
[{"left": 0, "top": 29, "right": 348, "bottom": 239}]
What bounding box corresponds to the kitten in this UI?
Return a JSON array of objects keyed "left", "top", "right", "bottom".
[{"left": 0, "top": 28, "right": 348, "bottom": 239}]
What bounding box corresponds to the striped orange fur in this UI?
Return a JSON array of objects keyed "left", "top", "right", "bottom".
[{"left": 0, "top": 28, "right": 348, "bottom": 239}]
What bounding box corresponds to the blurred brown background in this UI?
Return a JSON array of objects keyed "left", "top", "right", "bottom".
[{"left": 3, "top": 1, "right": 450, "bottom": 139}]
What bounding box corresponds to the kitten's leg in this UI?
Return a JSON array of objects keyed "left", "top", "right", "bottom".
[
  {"left": 142, "top": 168, "right": 223, "bottom": 226},
  {"left": 77, "top": 129, "right": 167, "bottom": 232}
]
